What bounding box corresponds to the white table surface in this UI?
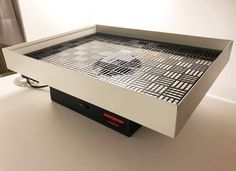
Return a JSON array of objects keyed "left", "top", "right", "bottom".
[{"left": 0, "top": 74, "right": 236, "bottom": 171}]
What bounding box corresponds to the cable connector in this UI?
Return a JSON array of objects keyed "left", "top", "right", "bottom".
[{"left": 21, "top": 75, "right": 48, "bottom": 88}]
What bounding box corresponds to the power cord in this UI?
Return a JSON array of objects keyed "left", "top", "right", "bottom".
[{"left": 21, "top": 75, "right": 48, "bottom": 88}]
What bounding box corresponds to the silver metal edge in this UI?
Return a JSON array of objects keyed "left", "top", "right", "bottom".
[{"left": 175, "top": 40, "right": 233, "bottom": 137}]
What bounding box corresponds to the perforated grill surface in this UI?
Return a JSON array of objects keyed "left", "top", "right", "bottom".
[{"left": 26, "top": 34, "right": 221, "bottom": 104}]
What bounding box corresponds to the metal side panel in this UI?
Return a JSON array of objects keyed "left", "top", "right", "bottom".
[
  {"left": 175, "top": 40, "right": 233, "bottom": 137},
  {"left": 96, "top": 25, "right": 229, "bottom": 51},
  {"left": 3, "top": 49, "right": 177, "bottom": 138}
]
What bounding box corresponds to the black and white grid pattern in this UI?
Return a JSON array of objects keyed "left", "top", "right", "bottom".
[{"left": 27, "top": 34, "right": 221, "bottom": 104}]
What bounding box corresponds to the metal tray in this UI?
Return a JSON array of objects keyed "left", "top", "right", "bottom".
[{"left": 3, "top": 25, "right": 233, "bottom": 138}]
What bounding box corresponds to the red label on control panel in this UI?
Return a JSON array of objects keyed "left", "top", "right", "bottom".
[{"left": 103, "top": 113, "right": 125, "bottom": 125}]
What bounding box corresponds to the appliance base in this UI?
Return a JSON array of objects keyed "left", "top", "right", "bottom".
[{"left": 50, "top": 87, "right": 141, "bottom": 137}]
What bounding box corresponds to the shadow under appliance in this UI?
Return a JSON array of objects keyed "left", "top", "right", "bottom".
[{"left": 3, "top": 25, "right": 233, "bottom": 137}]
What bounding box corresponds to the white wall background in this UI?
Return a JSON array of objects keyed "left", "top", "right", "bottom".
[
  {"left": 18, "top": 0, "right": 236, "bottom": 102},
  {"left": 18, "top": 0, "right": 92, "bottom": 41}
]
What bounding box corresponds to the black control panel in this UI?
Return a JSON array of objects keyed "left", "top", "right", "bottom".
[{"left": 50, "top": 87, "right": 141, "bottom": 136}]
